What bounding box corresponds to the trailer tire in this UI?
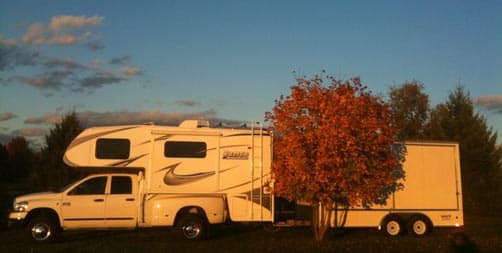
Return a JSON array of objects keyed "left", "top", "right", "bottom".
[
  {"left": 382, "top": 215, "right": 403, "bottom": 236},
  {"left": 27, "top": 216, "right": 60, "bottom": 243},
  {"left": 176, "top": 214, "right": 207, "bottom": 240},
  {"left": 408, "top": 215, "right": 432, "bottom": 236}
]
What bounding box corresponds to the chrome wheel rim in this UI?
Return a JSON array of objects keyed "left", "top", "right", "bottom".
[
  {"left": 182, "top": 223, "right": 201, "bottom": 239},
  {"left": 31, "top": 223, "right": 51, "bottom": 241}
]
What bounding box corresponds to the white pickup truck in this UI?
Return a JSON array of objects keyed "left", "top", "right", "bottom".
[{"left": 9, "top": 120, "right": 274, "bottom": 242}]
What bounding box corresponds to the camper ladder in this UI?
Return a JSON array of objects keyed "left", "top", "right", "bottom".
[{"left": 250, "top": 122, "right": 264, "bottom": 220}]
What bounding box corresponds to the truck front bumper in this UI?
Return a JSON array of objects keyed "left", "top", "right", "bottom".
[{"left": 8, "top": 212, "right": 27, "bottom": 227}]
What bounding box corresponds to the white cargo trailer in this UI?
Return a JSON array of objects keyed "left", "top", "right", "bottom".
[{"left": 275, "top": 141, "right": 464, "bottom": 236}]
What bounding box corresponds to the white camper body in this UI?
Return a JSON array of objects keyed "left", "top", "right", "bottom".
[
  {"left": 63, "top": 120, "right": 274, "bottom": 224},
  {"left": 10, "top": 120, "right": 273, "bottom": 241}
]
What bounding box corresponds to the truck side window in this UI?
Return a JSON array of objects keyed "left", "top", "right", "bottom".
[
  {"left": 96, "top": 138, "right": 130, "bottom": 159},
  {"left": 111, "top": 176, "right": 132, "bottom": 194},
  {"left": 68, "top": 177, "right": 107, "bottom": 195},
  {"left": 164, "top": 141, "right": 207, "bottom": 158}
]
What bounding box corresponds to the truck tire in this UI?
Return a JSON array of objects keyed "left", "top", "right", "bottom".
[
  {"left": 27, "top": 216, "right": 60, "bottom": 243},
  {"left": 408, "top": 215, "right": 432, "bottom": 236},
  {"left": 382, "top": 215, "right": 403, "bottom": 236},
  {"left": 176, "top": 214, "right": 207, "bottom": 240}
]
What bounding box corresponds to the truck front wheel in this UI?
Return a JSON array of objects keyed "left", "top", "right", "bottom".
[
  {"left": 176, "top": 214, "right": 207, "bottom": 240},
  {"left": 27, "top": 216, "right": 60, "bottom": 243}
]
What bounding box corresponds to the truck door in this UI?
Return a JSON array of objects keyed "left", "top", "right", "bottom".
[
  {"left": 104, "top": 175, "right": 138, "bottom": 227},
  {"left": 61, "top": 176, "right": 107, "bottom": 228}
]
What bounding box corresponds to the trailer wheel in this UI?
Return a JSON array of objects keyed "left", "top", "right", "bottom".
[
  {"left": 408, "top": 215, "right": 431, "bottom": 236},
  {"left": 383, "top": 215, "right": 403, "bottom": 236},
  {"left": 27, "top": 216, "right": 60, "bottom": 243},
  {"left": 176, "top": 214, "right": 207, "bottom": 240}
]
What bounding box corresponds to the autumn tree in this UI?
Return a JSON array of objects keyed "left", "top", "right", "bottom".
[
  {"left": 31, "top": 112, "right": 84, "bottom": 190},
  {"left": 388, "top": 81, "right": 430, "bottom": 140},
  {"left": 425, "top": 87, "right": 502, "bottom": 214},
  {"left": 266, "top": 75, "right": 403, "bottom": 241}
]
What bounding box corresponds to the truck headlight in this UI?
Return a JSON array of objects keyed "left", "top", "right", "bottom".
[{"left": 13, "top": 201, "right": 28, "bottom": 212}]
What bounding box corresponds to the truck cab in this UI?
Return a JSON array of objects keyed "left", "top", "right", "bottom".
[{"left": 10, "top": 173, "right": 139, "bottom": 242}]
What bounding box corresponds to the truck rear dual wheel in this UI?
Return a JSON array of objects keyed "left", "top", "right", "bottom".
[{"left": 176, "top": 214, "right": 207, "bottom": 240}]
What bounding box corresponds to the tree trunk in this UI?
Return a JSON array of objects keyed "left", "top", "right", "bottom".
[{"left": 312, "top": 203, "right": 332, "bottom": 241}]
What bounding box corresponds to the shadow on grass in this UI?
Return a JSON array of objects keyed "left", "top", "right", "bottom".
[{"left": 448, "top": 232, "right": 479, "bottom": 253}]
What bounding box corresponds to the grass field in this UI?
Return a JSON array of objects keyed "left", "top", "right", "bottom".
[{"left": 1, "top": 214, "right": 500, "bottom": 253}]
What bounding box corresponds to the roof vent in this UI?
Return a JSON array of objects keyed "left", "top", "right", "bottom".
[{"left": 179, "top": 120, "right": 210, "bottom": 128}]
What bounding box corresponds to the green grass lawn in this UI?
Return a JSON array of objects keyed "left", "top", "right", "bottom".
[{"left": 1, "top": 214, "right": 500, "bottom": 253}]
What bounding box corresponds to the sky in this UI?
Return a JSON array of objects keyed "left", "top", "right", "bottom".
[{"left": 1, "top": 0, "right": 501, "bottom": 148}]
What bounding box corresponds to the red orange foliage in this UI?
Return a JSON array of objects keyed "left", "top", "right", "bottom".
[{"left": 266, "top": 75, "right": 401, "bottom": 240}]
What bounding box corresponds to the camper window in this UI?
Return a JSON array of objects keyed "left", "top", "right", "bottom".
[
  {"left": 96, "top": 138, "right": 130, "bottom": 159},
  {"left": 164, "top": 141, "right": 207, "bottom": 158}
]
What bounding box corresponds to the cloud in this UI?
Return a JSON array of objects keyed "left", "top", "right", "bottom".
[
  {"left": 25, "top": 113, "right": 63, "bottom": 125},
  {"left": 14, "top": 70, "right": 69, "bottom": 89},
  {"left": 7, "top": 110, "right": 246, "bottom": 147},
  {"left": 43, "top": 57, "right": 86, "bottom": 69},
  {"left": 23, "top": 110, "right": 244, "bottom": 128},
  {"left": 79, "top": 72, "right": 128, "bottom": 89},
  {"left": 77, "top": 110, "right": 219, "bottom": 126},
  {"left": 0, "top": 35, "right": 16, "bottom": 46},
  {"left": 175, "top": 99, "right": 201, "bottom": 107},
  {"left": 0, "top": 35, "right": 41, "bottom": 70},
  {"left": 86, "top": 40, "right": 105, "bottom": 51},
  {"left": 10, "top": 54, "right": 138, "bottom": 92},
  {"left": 3, "top": 15, "right": 143, "bottom": 94},
  {"left": 49, "top": 15, "right": 104, "bottom": 31},
  {"left": 121, "top": 66, "right": 142, "bottom": 76},
  {"left": 0, "top": 113, "right": 18, "bottom": 121},
  {"left": 21, "top": 15, "right": 104, "bottom": 46},
  {"left": 475, "top": 95, "right": 502, "bottom": 114},
  {"left": 11, "top": 127, "right": 49, "bottom": 137},
  {"left": 21, "top": 23, "right": 47, "bottom": 45},
  {"left": 110, "top": 56, "right": 130, "bottom": 65}
]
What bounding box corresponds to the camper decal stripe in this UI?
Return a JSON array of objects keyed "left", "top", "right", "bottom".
[
  {"left": 67, "top": 126, "right": 139, "bottom": 150},
  {"left": 163, "top": 163, "right": 214, "bottom": 185},
  {"left": 155, "top": 163, "right": 237, "bottom": 186},
  {"left": 217, "top": 173, "right": 271, "bottom": 192},
  {"left": 108, "top": 154, "right": 148, "bottom": 167}
]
